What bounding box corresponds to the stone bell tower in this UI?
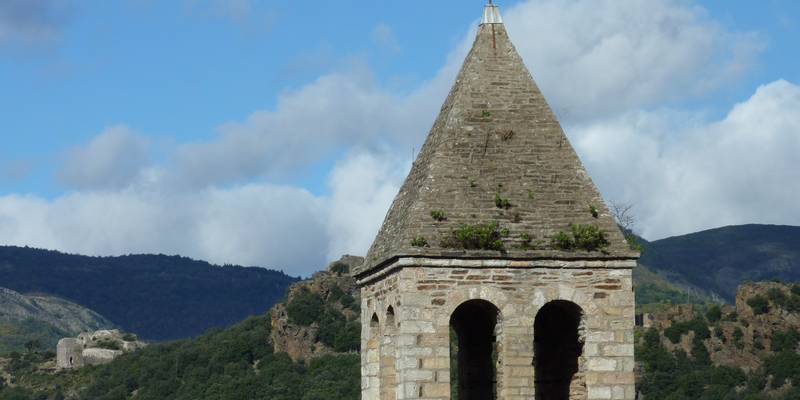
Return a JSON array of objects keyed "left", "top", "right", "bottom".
[{"left": 355, "top": 3, "right": 639, "bottom": 400}]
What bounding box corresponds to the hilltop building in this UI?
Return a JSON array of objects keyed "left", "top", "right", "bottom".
[
  {"left": 56, "top": 329, "right": 145, "bottom": 369},
  {"left": 356, "top": 3, "right": 639, "bottom": 400}
]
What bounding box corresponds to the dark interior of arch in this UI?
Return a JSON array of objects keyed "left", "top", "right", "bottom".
[
  {"left": 534, "top": 300, "right": 583, "bottom": 400},
  {"left": 450, "top": 300, "right": 499, "bottom": 400}
]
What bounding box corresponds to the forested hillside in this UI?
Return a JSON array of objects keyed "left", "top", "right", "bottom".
[
  {"left": 640, "top": 224, "right": 800, "bottom": 302},
  {"left": 0, "top": 246, "right": 298, "bottom": 341},
  {"left": 0, "top": 314, "right": 359, "bottom": 400}
]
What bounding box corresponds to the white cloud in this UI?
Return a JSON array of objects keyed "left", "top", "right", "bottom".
[
  {"left": 503, "top": 0, "right": 763, "bottom": 121},
  {"left": 0, "top": 184, "right": 329, "bottom": 276},
  {"left": 1, "top": 0, "right": 789, "bottom": 275},
  {"left": 571, "top": 80, "right": 800, "bottom": 239},
  {"left": 325, "top": 151, "right": 410, "bottom": 261},
  {"left": 0, "top": 0, "right": 68, "bottom": 49},
  {"left": 58, "top": 125, "right": 150, "bottom": 190}
]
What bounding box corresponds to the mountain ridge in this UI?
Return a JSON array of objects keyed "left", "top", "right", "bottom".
[{"left": 0, "top": 246, "right": 299, "bottom": 341}]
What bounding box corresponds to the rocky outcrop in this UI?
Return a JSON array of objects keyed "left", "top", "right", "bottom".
[
  {"left": 270, "top": 255, "right": 362, "bottom": 363},
  {"left": 57, "top": 329, "right": 145, "bottom": 369},
  {"left": 642, "top": 282, "right": 800, "bottom": 373}
]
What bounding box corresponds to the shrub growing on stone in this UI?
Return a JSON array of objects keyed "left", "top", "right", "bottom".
[
  {"left": 411, "top": 236, "right": 429, "bottom": 248},
  {"left": 767, "top": 287, "right": 788, "bottom": 307},
  {"left": 441, "top": 222, "right": 504, "bottom": 251},
  {"left": 286, "top": 288, "right": 325, "bottom": 326},
  {"left": 706, "top": 305, "right": 722, "bottom": 323},
  {"left": 747, "top": 295, "right": 770, "bottom": 315},
  {"left": 330, "top": 262, "right": 350, "bottom": 276},
  {"left": 772, "top": 328, "right": 800, "bottom": 353},
  {"left": 552, "top": 224, "right": 609, "bottom": 252}
]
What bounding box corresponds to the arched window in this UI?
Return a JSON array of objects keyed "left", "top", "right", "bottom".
[
  {"left": 370, "top": 313, "right": 380, "bottom": 329},
  {"left": 534, "top": 300, "right": 584, "bottom": 400},
  {"left": 381, "top": 306, "right": 398, "bottom": 400},
  {"left": 450, "top": 300, "right": 500, "bottom": 400},
  {"left": 386, "top": 306, "right": 396, "bottom": 329}
]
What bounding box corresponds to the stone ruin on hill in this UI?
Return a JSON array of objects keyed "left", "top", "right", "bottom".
[
  {"left": 354, "top": 3, "right": 639, "bottom": 400},
  {"left": 56, "top": 329, "right": 146, "bottom": 369}
]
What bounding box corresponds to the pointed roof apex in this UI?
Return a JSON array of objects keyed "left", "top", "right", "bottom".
[{"left": 482, "top": 2, "right": 503, "bottom": 25}]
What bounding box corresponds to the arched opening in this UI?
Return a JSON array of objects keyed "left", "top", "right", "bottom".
[
  {"left": 386, "top": 306, "right": 396, "bottom": 328},
  {"left": 366, "top": 313, "right": 381, "bottom": 398},
  {"left": 450, "top": 299, "right": 500, "bottom": 400},
  {"left": 534, "top": 300, "right": 584, "bottom": 400},
  {"left": 381, "top": 306, "right": 398, "bottom": 400},
  {"left": 370, "top": 313, "right": 380, "bottom": 329}
]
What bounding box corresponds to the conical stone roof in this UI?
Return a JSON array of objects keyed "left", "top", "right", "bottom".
[{"left": 356, "top": 6, "right": 639, "bottom": 276}]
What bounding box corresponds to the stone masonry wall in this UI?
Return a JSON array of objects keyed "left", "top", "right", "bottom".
[{"left": 360, "top": 259, "right": 636, "bottom": 400}]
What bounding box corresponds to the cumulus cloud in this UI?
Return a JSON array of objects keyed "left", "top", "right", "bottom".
[
  {"left": 571, "top": 79, "right": 800, "bottom": 239},
  {"left": 325, "top": 151, "right": 410, "bottom": 261},
  {"left": 0, "top": 0, "right": 788, "bottom": 275},
  {"left": 169, "top": 55, "right": 462, "bottom": 188},
  {"left": 0, "top": 184, "right": 329, "bottom": 276},
  {"left": 503, "top": 0, "right": 763, "bottom": 121},
  {"left": 0, "top": 0, "right": 68, "bottom": 49},
  {"left": 58, "top": 126, "right": 150, "bottom": 190}
]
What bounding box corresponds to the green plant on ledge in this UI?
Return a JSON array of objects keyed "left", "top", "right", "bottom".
[
  {"left": 441, "top": 222, "right": 504, "bottom": 251},
  {"left": 411, "top": 237, "right": 429, "bottom": 248},
  {"left": 494, "top": 193, "right": 511, "bottom": 209},
  {"left": 519, "top": 233, "right": 533, "bottom": 250},
  {"left": 624, "top": 233, "right": 643, "bottom": 252},
  {"left": 589, "top": 204, "right": 599, "bottom": 218},
  {"left": 551, "top": 224, "right": 609, "bottom": 252},
  {"left": 430, "top": 210, "right": 447, "bottom": 222}
]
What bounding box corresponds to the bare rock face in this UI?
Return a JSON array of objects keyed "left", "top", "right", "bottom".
[
  {"left": 56, "top": 329, "right": 146, "bottom": 369},
  {"left": 270, "top": 255, "right": 363, "bottom": 363}
]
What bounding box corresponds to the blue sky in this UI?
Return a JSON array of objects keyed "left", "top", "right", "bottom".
[{"left": 1, "top": 0, "right": 799, "bottom": 275}]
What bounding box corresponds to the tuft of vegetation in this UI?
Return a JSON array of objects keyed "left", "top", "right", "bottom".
[
  {"left": 469, "top": 179, "right": 477, "bottom": 188},
  {"left": 527, "top": 190, "right": 535, "bottom": 200},
  {"left": 772, "top": 328, "right": 800, "bottom": 353},
  {"left": 519, "top": 233, "right": 533, "bottom": 250},
  {"left": 430, "top": 210, "right": 447, "bottom": 222},
  {"left": 767, "top": 287, "right": 788, "bottom": 307},
  {"left": 663, "top": 318, "right": 710, "bottom": 344},
  {"left": 747, "top": 295, "right": 770, "bottom": 315},
  {"left": 411, "top": 237, "right": 429, "bottom": 248},
  {"left": 706, "top": 305, "right": 722, "bottom": 323},
  {"left": 624, "top": 234, "right": 644, "bottom": 253},
  {"left": 329, "top": 262, "right": 350, "bottom": 276},
  {"left": 481, "top": 110, "right": 492, "bottom": 118},
  {"left": 441, "top": 222, "right": 505, "bottom": 251},
  {"left": 285, "top": 287, "right": 359, "bottom": 353},
  {"left": 121, "top": 333, "right": 137, "bottom": 342},
  {"left": 589, "top": 204, "right": 599, "bottom": 218},
  {"left": 95, "top": 339, "right": 121, "bottom": 351},
  {"left": 494, "top": 193, "right": 511, "bottom": 209},
  {"left": 286, "top": 288, "right": 325, "bottom": 326},
  {"left": 551, "top": 224, "right": 609, "bottom": 252}
]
